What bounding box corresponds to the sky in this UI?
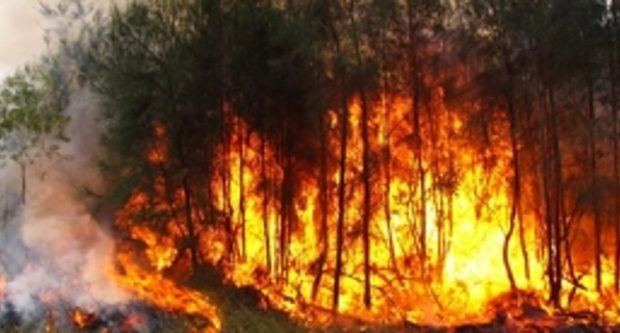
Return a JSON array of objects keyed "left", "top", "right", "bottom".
[
  {"left": 0, "top": 0, "right": 125, "bottom": 80},
  {"left": 0, "top": 0, "right": 48, "bottom": 79}
]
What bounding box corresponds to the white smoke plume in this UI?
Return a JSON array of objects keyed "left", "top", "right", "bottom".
[
  {"left": 0, "top": 87, "right": 130, "bottom": 320},
  {"left": 0, "top": 0, "right": 142, "bottom": 326}
]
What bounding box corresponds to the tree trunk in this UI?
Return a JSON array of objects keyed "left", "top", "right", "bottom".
[
  {"left": 407, "top": 0, "right": 427, "bottom": 276},
  {"left": 377, "top": 2, "right": 397, "bottom": 275},
  {"left": 501, "top": 49, "right": 523, "bottom": 288},
  {"left": 588, "top": 82, "right": 602, "bottom": 292},
  {"left": 360, "top": 89, "right": 372, "bottom": 309},
  {"left": 238, "top": 119, "right": 247, "bottom": 259},
  {"left": 260, "top": 132, "right": 272, "bottom": 274},
  {"left": 222, "top": 131, "right": 235, "bottom": 261},
  {"left": 312, "top": 112, "right": 329, "bottom": 300},
  {"left": 333, "top": 86, "right": 349, "bottom": 313},
  {"left": 383, "top": 91, "right": 397, "bottom": 273},
  {"left": 541, "top": 82, "right": 559, "bottom": 306},
  {"left": 347, "top": 0, "right": 372, "bottom": 308},
  {"left": 609, "top": 0, "right": 620, "bottom": 294},
  {"left": 328, "top": 2, "right": 349, "bottom": 314},
  {"left": 542, "top": 128, "right": 557, "bottom": 304},
  {"left": 182, "top": 176, "right": 199, "bottom": 270},
  {"left": 612, "top": 0, "right": 620, "bottom": 294},
  {"left": 504, "top": 90, "right": 519, "bottom": 291},
  {"left": 20, "top": 162, "right": 26, "bottom": 205},
  {"left": 278, "top": 138, "right": 294, "bottom": 278},
  {"left": 549, "top": 86, "right": 563, "bottom": 306},
  {"left": 613, "top": 28, "right": 620, "bottom": 294}
]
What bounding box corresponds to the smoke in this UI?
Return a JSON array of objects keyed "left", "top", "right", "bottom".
[
  {"left": 0, "top": 87, "right": 130, "bottom": 321},
  {"left": 0, "top": 0, "right": 139, "bottom": 325}
]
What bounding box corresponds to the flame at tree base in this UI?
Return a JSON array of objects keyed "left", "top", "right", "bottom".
[{"left": 110, "top": 250, "right": 221, "bottom": 332}]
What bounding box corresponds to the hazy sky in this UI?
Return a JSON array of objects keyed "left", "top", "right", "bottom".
[
  {"left": 0, "top": 0, "right": 125, "bottom": 80},
  {"left": 0, "top": 0, "right": 48, "bottom": 79}
]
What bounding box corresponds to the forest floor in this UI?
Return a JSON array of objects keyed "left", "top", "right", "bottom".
[
  {"left": 0, "top": 266, "right": 616, "bottom": 332},
  {"left": 186, "top": 267, "right": 305, "bottom": 333},
  {"left": 186, "top": 268, "right": 620, "bottom": 333}
]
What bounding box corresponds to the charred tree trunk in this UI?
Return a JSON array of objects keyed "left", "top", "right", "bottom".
[
  {"left": 383, "top": 87, "right": 397, "bottom": 274},
  {"left": 328, "top": 2, "right": 349, "bottom": 314},
  {"left": 347, "top": 0, "right": 372, "bottom": 308},
  {"left": 360, "top": 88, "right": 372, "bottom": 309},
  {"left": 414, "top": 75, "right": 427, "bottom": 277},
  {"left": 182, "top": 176, "right": 199, "bottom": 270},
  {"left": 542, "top": 123, "right": 556, "bottom": 305},
  {"left": 611, "top": 0, "right": 620, "bottom": 294},
  {"left": 407, "top": 0, "right": 426, "bottom": 276},
  {"left": 613, "top": 5, "right": 620, "bottom": 291},
  {"left": 541, "top": 81, "right": 560, "bottom": 306},
  {"left": 222, "top": 128, "right": 235, "bottom": 261},
  {"left": 376, "top": 4, "right": 397, "bottom": 275},
  {"left": 238, "top": 119, "right": 247, "bottom": 259},
  {"left": 312, "top": 112, "right": 329, "bottom": 300},
  {"left": 207, "top": 175, "right": 216, "bottom": 226},
  {"left": 588, "top": 81, "right": 602, "bottom": 292},
  {"left": 333, "top": 86, "right": 349, "bottom": 313},
  {"left": 549, "top": 86, "right": 563, "bottom": 306},
  {"left": 278, "top": 134, "right": 294, "bottom": 278},
  {"left": 503, "top": 88, "right": 519, "bottom": 291},
  {"left": 174, "top": 114, "right": 200, "bottom": 270},
  {"left": 502, "top": 51, "right": 522, "bottom": 289},
  {"left": 260, "top": 132, "right": 272, "bottom": 274}
]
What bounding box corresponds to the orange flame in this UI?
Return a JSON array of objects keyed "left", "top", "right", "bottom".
[
  {"left": 70, "top": 308, "right": 96, "bottom": 329},
  {"left": 209, "top": 95, "right": 620, "bottom": 325},
  {"left": 115, "top": 91, "right": 620, "bottom": 328},
  {"left": 0, "top": 276, "right": 5, "bottom": 299},
  {"left": 111, "top": 251, "right": 221, "bottom": 332}
]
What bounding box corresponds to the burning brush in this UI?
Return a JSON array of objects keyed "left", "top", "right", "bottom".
[
  {"left": 0, "top": 239, "right": 221, "bottom": 332},
  {"left": 0, "top": 286, "right": 150, "bottom": 332},
  {"left": 0, "top": 255, "right": 220, "bottom": 332}
]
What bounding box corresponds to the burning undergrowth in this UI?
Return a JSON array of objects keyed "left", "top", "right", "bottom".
[
  {"left": 0, "top": 88, "right": 220, "bottom": 332},
  {"left": 115, "top": 97, "right": 620, "bottom": 330}
]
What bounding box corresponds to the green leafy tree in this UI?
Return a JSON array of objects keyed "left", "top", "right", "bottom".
[{"left": 0, "top": 66, "right": 69, "bottom": 204}]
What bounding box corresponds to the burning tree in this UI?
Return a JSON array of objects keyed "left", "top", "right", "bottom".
[
  {"left": 77, "top": 0, "right": 620, "bottom": 327},
  {"left": 3, "top": 0, "right": 620, "bottom": 331}
]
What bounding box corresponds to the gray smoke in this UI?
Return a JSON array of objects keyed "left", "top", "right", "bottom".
[{"left": 0, "top": 88, "right": 130, "bottom": 321}]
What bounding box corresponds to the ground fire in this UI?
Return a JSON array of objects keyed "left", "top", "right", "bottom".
[{"left": 0, "top": 247, "right": 221, "bottom": 332}]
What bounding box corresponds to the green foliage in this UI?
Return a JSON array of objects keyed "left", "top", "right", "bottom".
[
  {"left": 0, "top": 65, "right": 69, "bottom": 166},
  {"left": 78, "top": 0, "right": 333, "bottom": 215}
]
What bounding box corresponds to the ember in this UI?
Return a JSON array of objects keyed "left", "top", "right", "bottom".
[{"left": 70, "top": 308, "right": 97, "bottom": 330}]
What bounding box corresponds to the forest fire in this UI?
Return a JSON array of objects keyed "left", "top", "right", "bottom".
[
  {"left": 2, "top": 0, "right": 620, "bottom": 331},
  {"left": 254, "top": 96, "right": 533, "bottom": 325},
  {"left": 114, "top": 93, "right": 620, "bottom": 329}
]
